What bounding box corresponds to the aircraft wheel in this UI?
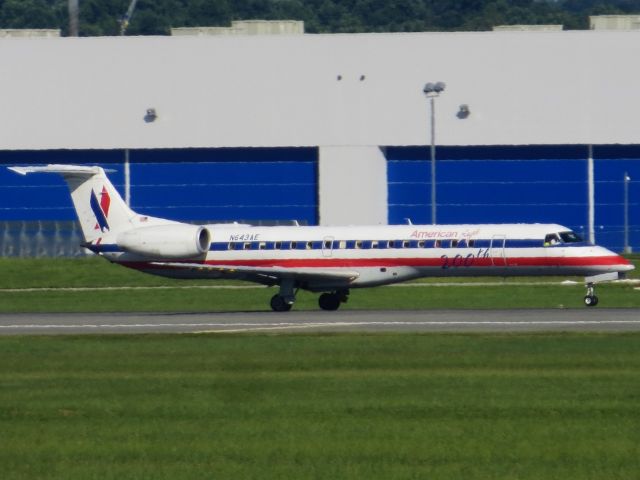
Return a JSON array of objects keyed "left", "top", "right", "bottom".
[
  {"left": 318, "top": 293, "right": 341, "bottom": 311},
  {"left": 584, "top": 295, "right": 599, "bottom": 307},
  {"left": 270, "top": 294, "right": 292, "bottom": 312}
]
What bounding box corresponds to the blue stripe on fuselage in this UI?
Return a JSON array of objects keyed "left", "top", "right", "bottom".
[
  {"left": 86, "top": 243, "right": 121, "bottom": 253},
  {"left": 209, "top": 238, "right": 588, "bottom": 251},
  {"left": 84, "top": 238, "right": 589, "bottom": 255}
]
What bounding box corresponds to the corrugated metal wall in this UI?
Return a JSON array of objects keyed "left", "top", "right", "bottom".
[
  {"left": 1, "top": 145, "right": 638, "bottom": 255},
  {"left": 125, "top": 148, "right": 318, "bottom": 224},
  {"left": 387, "top": 145, "right": 640, "bottom": 252},
  {"left": 0, "top": 147, "right": 318, "bottom": 225}
]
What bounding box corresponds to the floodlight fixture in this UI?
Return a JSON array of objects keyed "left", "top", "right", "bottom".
[
  {"left": 423, "top": 81, "right": 446, "bottom": 96},
  {"left": 144, "top": 108, "right": 157, "bottom": 123}
]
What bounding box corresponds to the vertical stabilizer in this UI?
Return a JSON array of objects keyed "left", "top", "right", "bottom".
[{"left": 9, "top": 164, "right": 135, "bottom": 242}]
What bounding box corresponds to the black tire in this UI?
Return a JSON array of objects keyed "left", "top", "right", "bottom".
[
  {"left": 584, "top": 295, "right": 598, "bottom": 307},
  {"left": 270, "top": 294, "right": 292, "bottom": 312},
  {"left": 318, "top": 293, "right": 341, "bottom": 311}
]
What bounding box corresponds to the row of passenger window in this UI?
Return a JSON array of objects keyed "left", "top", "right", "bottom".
[{"left": 214, "top": 238, "right": 486, "bottom": 251}]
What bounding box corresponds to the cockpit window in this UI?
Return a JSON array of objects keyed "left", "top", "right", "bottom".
[
  {"left": 545, "top": 231, "right": 583, "bottom": 246},
  {"left": 544, "top": 233, "right": 560, "bottom": 246},
  {"left": 559, "top": 231, "right": 583, "bottom": 243}
]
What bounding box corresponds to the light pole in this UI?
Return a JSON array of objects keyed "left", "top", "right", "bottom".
[
  {"left": 624, "top": 172, "right": 631, "bottom": 253},
  {"left": 423, "top": 82, "right": 446, "bottom": 225}
]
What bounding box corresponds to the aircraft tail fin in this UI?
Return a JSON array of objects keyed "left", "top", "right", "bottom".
[{"left": 9, "top": 164, "right": 136, "bottom": 242}]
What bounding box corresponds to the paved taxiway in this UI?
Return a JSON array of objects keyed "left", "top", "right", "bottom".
[{"left": 1, "top": 309, "right": 639, "bottom": 335}]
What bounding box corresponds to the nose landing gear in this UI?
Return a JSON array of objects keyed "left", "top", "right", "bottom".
[
  {"left": 584, "top": 282, "right": 599, "bottom": 307},
  {"left": 583, "top": 272, "right": 621, "bottom": 307}
]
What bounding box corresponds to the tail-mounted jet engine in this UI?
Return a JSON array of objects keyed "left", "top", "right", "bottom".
[{"left": 117, "top": 224, "right": 210, "bottom": 258}]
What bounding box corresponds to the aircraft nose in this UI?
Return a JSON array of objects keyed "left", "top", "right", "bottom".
[
  {"left": 618, "top": 260, "right": 635, "bottom": 272},
  {"left": 591, "top": 245, "right": 634, "bottom": 272},
  {"left": 608, "top": 249, "right": 635, "bottom": 272}
]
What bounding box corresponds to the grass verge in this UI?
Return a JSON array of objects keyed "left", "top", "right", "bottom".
[{"left": 1, "top": 333, "right": 639, "bottom": 480}]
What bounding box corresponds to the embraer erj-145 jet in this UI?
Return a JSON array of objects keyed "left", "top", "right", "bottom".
[{"left": 10, "top": 165, "right": 634, "bottom": 311}]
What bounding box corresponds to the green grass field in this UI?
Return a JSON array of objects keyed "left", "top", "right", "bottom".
[
  {"left": 1, "top": 333, "right": 639, "bottom": 480},
  {"left": 2, "top": 257, "right": 639, "bottom": 479},
  {"left": 1, "top": 256, "right": 639, "bottom": 312}
]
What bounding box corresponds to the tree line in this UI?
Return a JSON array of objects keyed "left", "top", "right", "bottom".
[{"left": 1, "top": 0, "right": 640, "bottom": 36}]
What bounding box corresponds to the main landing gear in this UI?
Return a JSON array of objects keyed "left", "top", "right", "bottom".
[
  {"left": 584, "top": 282, "right": 599, "bottom": 307},
  {"left": 270, "top": 278, "right": 296, "bottom": 312},
  {"left": 318, "top": 290, "right": 349, "bottom": 311},
  {"left": 269, "top": 280, "right": 350, "bottom": 312},
  {"left": 270, "top": 294, "right": 293, "bottom": 312}
]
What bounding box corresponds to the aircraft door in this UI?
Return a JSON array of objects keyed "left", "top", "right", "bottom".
[
  {"left": 322, "top": 236, "right": 334, "bottom": 258},
  {"left": 490, "top": 235, "right": 507, "bottom": 267}
]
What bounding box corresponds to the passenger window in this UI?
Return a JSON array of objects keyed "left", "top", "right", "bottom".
[
  {"left": 275, "top": 241, "right": 282, "bottom": 249},
  {"left": 356, "top": 240, "right": 363, "bottom": 249},
  {"left": 324, "top": 240, "right": 332, "bottom": 249},
  {"left": 468, "top": 239, "right": 475, "bottom": 248},
  {"left": 244, "top": 242, "right": 251, "bottom": 250},
  {"left": 451, "top": 240, "right": 459, "bottom": 248},
  {"left": 306, "top": 241, "right": 313, "bottom": 250},
  {"left": 403, "top": 240, "right": 410, "bottom": 248},
  {"left": 371, "top": 240, "right": 379, "bottom": 248},
  {"left": 291, "top": 241, "right": 297, "bottom": 249},
  {"left": 259, "top": 242, "right": 266, "bottom": 250},
  {"left": 339, "top": 241, "right": 346, "bottom": 249},
  {"left": 435, "top": 240, "right": 442, "bottom": 248},
  {"left": 418, "top": 240, "right": 425, "bottom": 248}
]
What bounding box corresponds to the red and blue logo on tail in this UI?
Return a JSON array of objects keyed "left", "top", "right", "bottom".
[{"left": 90, "top": 186, "right": 111, "bottom": 232}]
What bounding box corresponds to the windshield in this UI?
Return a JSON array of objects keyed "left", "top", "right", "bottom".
[{"left": 559, "top": 231, "right": 583, "bottom": 243}]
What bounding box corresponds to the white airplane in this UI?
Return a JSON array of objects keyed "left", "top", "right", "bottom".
[{"left": 10, "top": 164, "right": 635, "bottom": 311}]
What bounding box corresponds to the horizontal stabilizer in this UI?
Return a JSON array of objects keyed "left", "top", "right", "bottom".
[{"left": 8, "top": 164, "right": 106, "bottom": 176}]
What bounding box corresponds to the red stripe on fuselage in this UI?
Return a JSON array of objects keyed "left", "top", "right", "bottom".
[
  {"left": 120, "top": 255, "right": 629, "bottom": 270},
  {"left": 201, "top": 256, "right": 627, "bottom": 268}
]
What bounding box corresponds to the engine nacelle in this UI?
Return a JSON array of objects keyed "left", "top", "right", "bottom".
[{"left": 117, "top": 224, "right": 210, "bottom": 259}]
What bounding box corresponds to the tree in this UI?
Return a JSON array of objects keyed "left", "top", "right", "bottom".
[
  {"left": 0, "top": 0, "right": 630, "bottom": 36},
  {"left": 0, "top": 0, "right": 60, "bottom": 29}
]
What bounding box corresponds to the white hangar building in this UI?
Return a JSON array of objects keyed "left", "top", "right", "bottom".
[{"left": 1, "top": 30, "right": 639, "bottom": 252}]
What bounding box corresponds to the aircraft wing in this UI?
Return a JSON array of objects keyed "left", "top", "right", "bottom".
[{"left": 149, "top": 262, "right": 360, "bottom": 286}]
